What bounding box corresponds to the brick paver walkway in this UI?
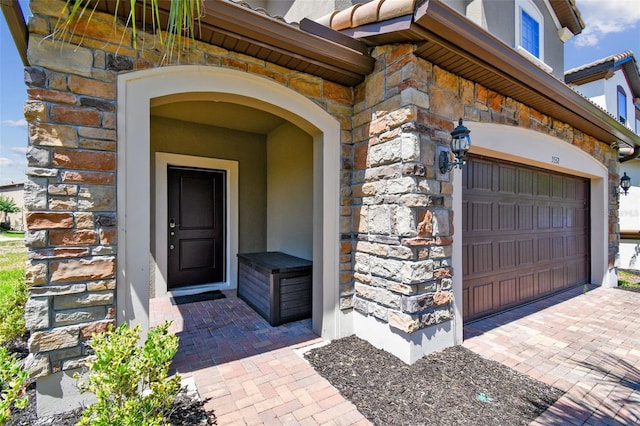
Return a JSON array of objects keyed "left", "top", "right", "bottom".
[
  {"left": 463, "top": 285, "right": 640, "bottom": 425},
  {"left": 150, "top": 291, "right": 370, "bottom": 425}
]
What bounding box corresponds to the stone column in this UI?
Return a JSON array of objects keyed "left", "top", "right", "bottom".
[{"left": 350, "top": 44, "right": 456, "bottom": 363}]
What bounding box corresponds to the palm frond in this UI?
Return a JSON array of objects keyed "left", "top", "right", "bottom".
[{"left": 52, "top": 0, "right": 204, "bottom": 64}]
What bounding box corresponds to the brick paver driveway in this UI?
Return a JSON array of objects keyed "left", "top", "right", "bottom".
[{"left": 463, "top": 285, "right": 640, "bottom": 425}]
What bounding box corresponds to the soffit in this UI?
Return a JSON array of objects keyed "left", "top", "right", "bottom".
[
  {"left": 548, "top": 0, "right": 584, "bottom": 35},
  {"left": 324, "top": 0, "right": 638, "bottom": 149},
  {"left": 86, "top": 0, "right": 374, "bottom": 86}
]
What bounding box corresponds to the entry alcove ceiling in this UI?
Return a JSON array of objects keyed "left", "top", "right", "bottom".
[{"left": 151, "top": 101, "right": 286, "bottom": 134}]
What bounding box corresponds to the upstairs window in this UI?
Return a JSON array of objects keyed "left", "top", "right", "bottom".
[
  {"left": 521, "top": 10, "right": 540, "bottom": 58},
  {"left": 617, "top": 86, "right": 627, "bottom": 125},
  {"left": 515, "top": 0, "right": 545, "bottom": 62}
]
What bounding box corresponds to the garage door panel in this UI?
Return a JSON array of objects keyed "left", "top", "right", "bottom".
[
  {"left": 471, "top": 281, "right": 494, "bottom": 316},
  {"left": 538, "top": 269, "right": 552, "bottom": 294},
  {"left": 537, "top": 173, "right": 551, "bottom": 197},
  {"left": 472, "top": 242, "right": 493, "bottom": 274},
  {"left": 518, "top": 169, "right": 534, "bottom": 195},
  {"left": 537, "top": 238, "right": 551, "bottom": 261},
  {"left": 552, "top": 236, "right": 564, "bottom": 258},
  {"left": 471, "top": 202, "right": 492, "bottom": 231},
  {"left": 498, "top": 241, "right": 516, "bottom": 269},
  {"left": 463, "top": 287, "right": 469, "bottom": 314},
  {"left": 463, "top": 156, "right": 590, "bottom": 322},
  {"left": 498, "top": 203, "right": 516, "bottom": 230},
  {"left": 462, "top": 244, "right": 469, "bottom": 275},
  {"left": 519, "top": 274, "right": 535, "bottom": 300},
  {"left": 462, "top": 200, "right": 469, "bottom": 232},
  {"left": 518, "top": 239, "right": 534, "bottom": 265},
  {"left": 551, "top": 175, "right": 564, "bottom": 198},
  {"left": 552, "top": 266, "right": 565, "bottom": 290},
  {"left": 565, "top": 179, "right": 577, "bottom": 199},
  {"left": 499, "top": 278, "right": 517, "bottom": 306},
  {"left": 470, "top": 160, "right": 493, "bottom": 190},
  {"left": 537, "top": 206, "right": 551, "bottom": 229},
  {"left": 552, "top": 207, "right": 564, "bottom": 228},
  {"left": 499, "top": 165, "right": 517, "bottom": 193},
  {"left": 517, "top": 204, "right": 534, "bottom": 229}
]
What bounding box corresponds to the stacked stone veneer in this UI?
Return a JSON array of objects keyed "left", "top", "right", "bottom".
[
  {"left": 23, "top": 0, "right": 620, "bottom": 380},
  {"left": 346, "top": 43, "right": 619, "bottom": 336},
  {"left": 22, "top": 0, "right": 355, "bottom": 379}
]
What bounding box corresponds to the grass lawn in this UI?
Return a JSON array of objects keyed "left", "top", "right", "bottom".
[
  {"left": 0, "top": 240, "right": 27, "bottom": 343},
  {"left": 619, "top": 269, "right": 640, "bottom": 289}
]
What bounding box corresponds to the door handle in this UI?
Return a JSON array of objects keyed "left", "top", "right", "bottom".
[{"left": 169, "top": 218, "right": 178, "bottom": 228}]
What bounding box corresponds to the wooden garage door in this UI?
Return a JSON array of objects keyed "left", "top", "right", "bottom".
[{"left": 462, "top": 156, "right": 590, "bottom": 322}]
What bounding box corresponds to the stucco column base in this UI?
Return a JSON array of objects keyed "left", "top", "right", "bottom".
[
  {"left": 353, "top": 310, "right": 454, "bottom": 365},
  {"left": 36, "top": 369, "right": 96, "bottom": 418}
]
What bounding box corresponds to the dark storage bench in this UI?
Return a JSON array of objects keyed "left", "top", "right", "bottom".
[{"left": 237, "top": 252, "right": 312, "bottom": 326}]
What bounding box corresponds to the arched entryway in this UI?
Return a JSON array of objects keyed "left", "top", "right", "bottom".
[{"left": 116, "top": 66, "right": 349, "bottom": 340}]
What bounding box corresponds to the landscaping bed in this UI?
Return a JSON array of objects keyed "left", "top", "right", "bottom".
[
  {"left": 1, "top": 239, "right": 216, "bottom": 425},
  {"left": 618, "top": 269, "right": 640, "bottom": 292},
  {"left": 305, "top": 335, "right": 563, "bottom": 426},
  {"left": 5, "top": 333, "right": 216, "bottom": 426}
]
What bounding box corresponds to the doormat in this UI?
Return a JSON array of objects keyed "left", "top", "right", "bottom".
[{"left": 171, "top": 290, "right": 226, "bottom": 306}]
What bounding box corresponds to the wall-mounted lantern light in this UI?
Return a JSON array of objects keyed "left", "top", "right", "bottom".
[
  {"left": 439, "top": 118, "right": 471, "bottom": 174},
  {"left": 620, "top": 172, "right": 631, "bottom": 196}
]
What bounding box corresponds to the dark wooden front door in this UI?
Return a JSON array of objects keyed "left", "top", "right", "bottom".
[
  {"left": 462, "top": 156, "right": 590, "bottom": 322},
  {"left": 168, "top": 166, "right": 225, "bottom": 289}
]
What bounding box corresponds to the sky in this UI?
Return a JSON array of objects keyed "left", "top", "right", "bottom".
[{"left": 1, "top": 0, "right": 640, "bottom": 185}]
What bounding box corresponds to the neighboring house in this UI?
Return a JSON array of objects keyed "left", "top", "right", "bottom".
[
  {"left": 3, "top": 0, "right": 639, "bottom": 416},
  {"left": 565, "top": 52, "right": 640, "bottom": 270},
  {"left": 0, "top": 181, "right": 25, "bottom": 230}
]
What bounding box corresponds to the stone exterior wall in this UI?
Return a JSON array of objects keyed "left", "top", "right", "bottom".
[
  {"left": 23, "top": 0, "right": 354, "bottom": 378},
  {"left": 23, "top": 0, "right": 619, "bottom": 382},
  {"left": 348, "top": 43, "right": 619, "bottom": 335}
]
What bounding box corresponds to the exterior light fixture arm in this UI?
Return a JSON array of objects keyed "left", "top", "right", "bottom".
[{"left": 439, "top": 118, "right": 471, "bottom": 174}]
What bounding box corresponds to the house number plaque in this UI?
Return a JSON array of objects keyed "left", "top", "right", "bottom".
[{"left": 551, "top": 156, "right": 560, "bottom": 164}]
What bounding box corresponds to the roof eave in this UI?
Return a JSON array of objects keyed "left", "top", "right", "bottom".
[
  {"left": 548, "top": 0, "right": 584, "bottom": 35},
  {"left": 1, "top": 0, "right": 28, "bottom": 66},
  {"left": 413, "top": 0, "right": 639, "bottom": 150},
  {"left": 621, "top": 60, "right": 640, "bottom": 100},
  {"left": 198, "top": 0, "right": 374, "bottom": 79}
]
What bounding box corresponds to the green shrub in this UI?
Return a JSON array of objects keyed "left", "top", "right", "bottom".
[
  {"left": 76, "top": 322, "right": 181, "bottom": 426},
  {"left": 0, "top": 269, "right": 27, "bottom": 344},
  {"left": 0, "top": 346, "right": 28, "bottom": 425}
]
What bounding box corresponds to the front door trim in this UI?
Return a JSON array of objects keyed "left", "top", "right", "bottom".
[{"left": 155, "top": 153, "right": 238, "bottom": 297}]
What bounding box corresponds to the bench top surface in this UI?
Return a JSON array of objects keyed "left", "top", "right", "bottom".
[{"left": 238, "top": 251, "right": 312, "bottom": 272}]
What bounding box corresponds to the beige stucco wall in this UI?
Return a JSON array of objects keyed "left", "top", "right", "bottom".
[
  {"left": 150, "top": 116, "right": 268, "bottom": 255},
  {"left": 266, "top": 122, "right": 314, "bottom": 260}
]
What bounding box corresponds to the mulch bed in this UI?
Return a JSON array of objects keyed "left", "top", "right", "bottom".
[
  {"left": 305, "top": 335, "right": 563, "bottom": 426},
  {"left": 7, "top": 386, "right": 215, "bottom": 426}
]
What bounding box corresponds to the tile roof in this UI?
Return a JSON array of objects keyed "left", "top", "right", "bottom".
[
  {"left": 565, "top": 50, "right": 640, "bottom": 102},
  {"left": 565, "top": 50, "right": 636, "bottom": 75},
  {"left": 316, "top": 0, "right": 583, "bottom": 34},
  {"left": 316, "top": 0, "right": 416, "bottom": 31}
]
